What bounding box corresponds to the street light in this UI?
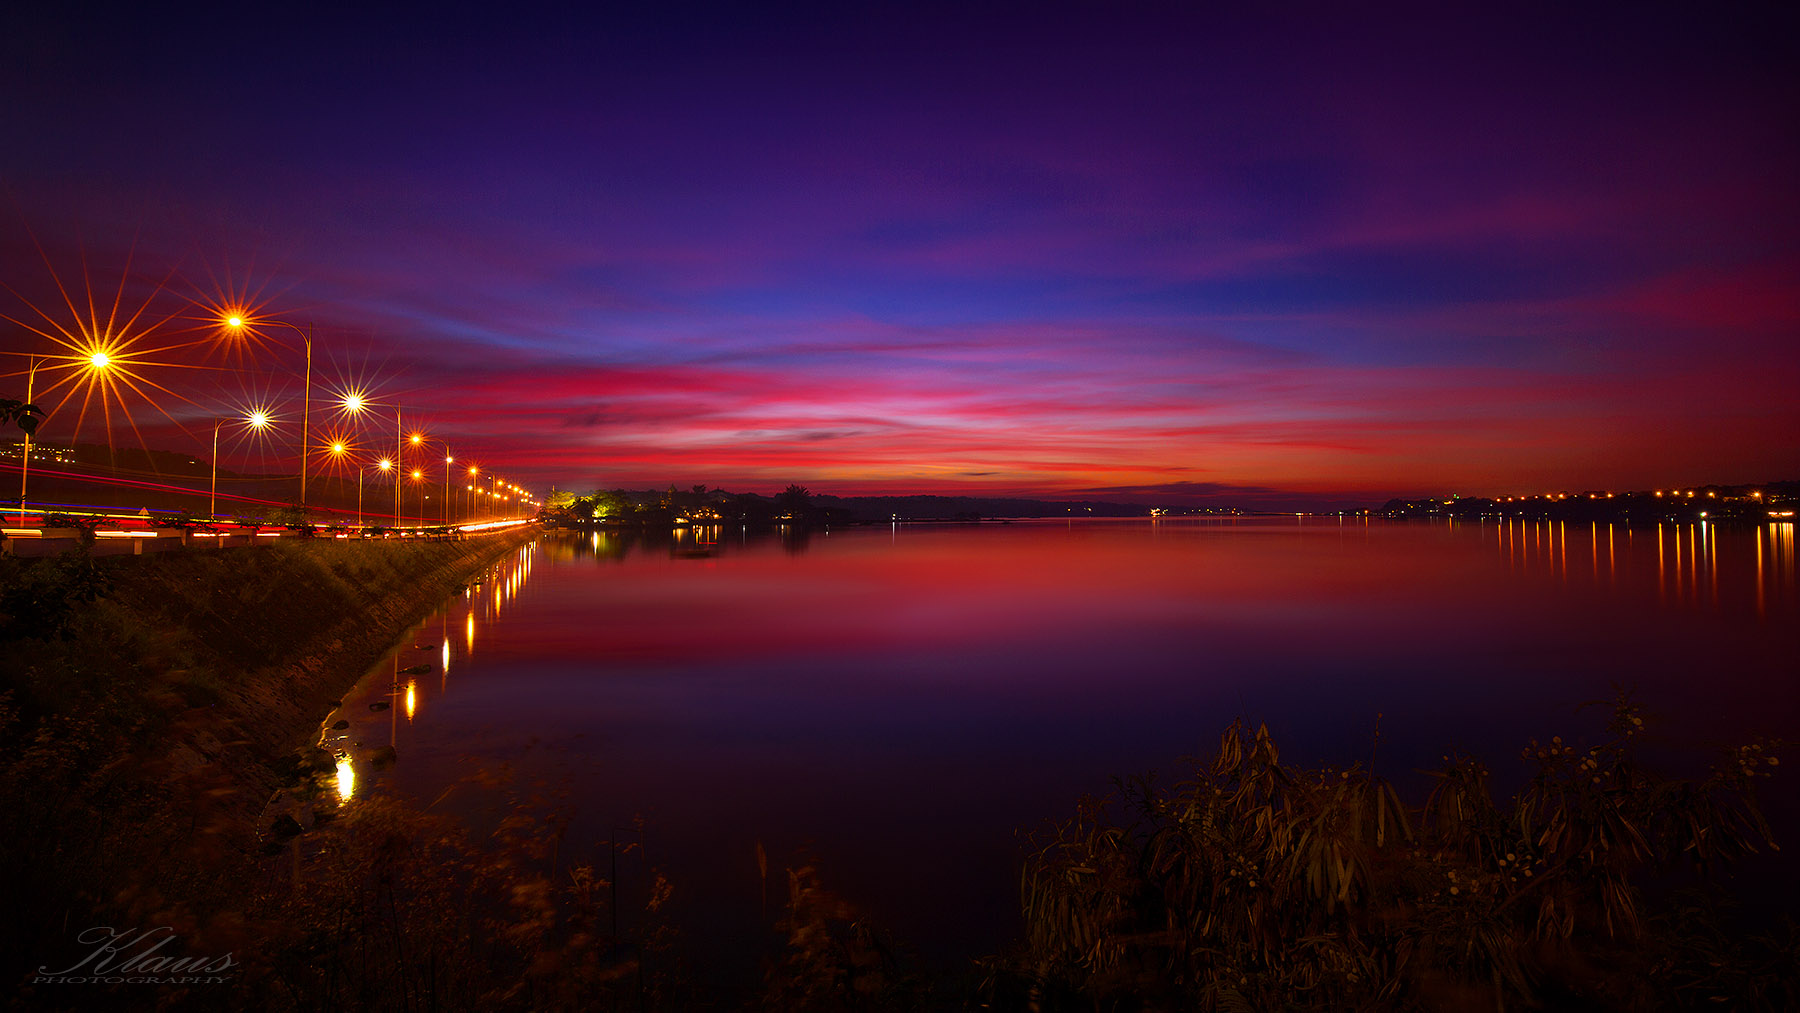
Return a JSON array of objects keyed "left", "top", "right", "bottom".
[
  {"left": 337, "top": 392, "right": 406, "bottom": 529},
  {"left": 15, "top": 356, "right": 38, "bottom": 528},
  {"left": 222, "top": 314, "right": 313, "bottom": 510},
  {"left": 209, "top": 410, "right": 271, "bottom": 520},
  {"left": 375, "top": 457, "right": 393, "bottom": 531},
  {"left": 404, "top": 432, "right": 456, "bottom": 526},
  {"left": 324, "top": 440, "right": 364, "bottom": 528}
]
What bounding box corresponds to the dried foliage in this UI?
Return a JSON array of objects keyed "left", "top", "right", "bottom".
[
  {"left": 993, "top": 695, "right": 1788, "bottom": 1011},
  {"left": 757, "top": 860, "right": 927, "bottom": 1011},
  {"left": 241, "top": 770, "right": 681, "bottom": 1012}
]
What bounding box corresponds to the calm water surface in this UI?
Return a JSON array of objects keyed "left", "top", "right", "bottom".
[{"left": 330, "top": 518, "right": 1798, "bottom": 982}]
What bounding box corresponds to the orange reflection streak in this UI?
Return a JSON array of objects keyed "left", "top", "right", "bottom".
[
  {"left": 1687, "top": 525, "right": 1698, "bottom": 607},
  {"left": 405, "top": 680, "right": 417, "bottom": 722},
  {"left": 1607, "top": 524, "right": 1616, "bottom": 588},
  {"left": 1671, "top": 524, "right": 1683, "bottom": 603},
  {"left": 1657, "top": 525, "right": 1666, "bottom": 605},
  {"left": 1756, "top": 531, "right": 1765, "bottom": 619},
  {"left": 1708, "top": 524, "right": 1718, "bottom": 604},
  {"left": 1591, "top": 522, "right": 1599, "bottom": 583},
  {"left": 1779, "top": 523, "right": 1797, "bottom": 590},
  {"left": 466, "top": 610, "right": 476, "bottom": 654}
]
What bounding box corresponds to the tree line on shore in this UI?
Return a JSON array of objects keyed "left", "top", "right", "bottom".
[{"left": 545, "top": 483, "right": 1156, "bottom": 527}]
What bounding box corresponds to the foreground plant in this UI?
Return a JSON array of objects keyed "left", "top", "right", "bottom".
[{"left": 998, "top": 693, "right": 1788, "bottom": 1011}]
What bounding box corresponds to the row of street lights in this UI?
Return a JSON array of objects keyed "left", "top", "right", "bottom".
[
  {"left": 217, "top": 310, "right": 539, "bottom": 526},
  {"left": 7, "top": 310, "right": 539, "bottom": 528},
  {"left": 199, "top": 396, "right": 535, "bottom": 527}
]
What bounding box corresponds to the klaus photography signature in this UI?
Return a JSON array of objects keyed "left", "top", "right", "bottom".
[{"left": 34, "top": 926, "right": 236, "bottom": 985}]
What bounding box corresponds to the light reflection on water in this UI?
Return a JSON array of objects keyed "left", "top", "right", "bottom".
[
  {"left": 330, "top": 520, "right": 1798, "bottom": 976},
  {"left": 1488, "top": 518, "right": 1798, "bottom": 617}
]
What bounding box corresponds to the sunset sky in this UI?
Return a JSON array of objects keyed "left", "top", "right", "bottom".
[{"left": 3, "top": 4, "right": 1796, "bottom": 508}]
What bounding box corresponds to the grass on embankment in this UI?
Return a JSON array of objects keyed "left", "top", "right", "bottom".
[{"left": 0, "top": 532, "right": 532, "bottom": 997}]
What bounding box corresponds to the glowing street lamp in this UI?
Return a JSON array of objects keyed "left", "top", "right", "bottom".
[
  {"left": 410, "top": 467, "right": 424, "bottom": 527},
  {"left": 211, "top": 409, "right": 272, "bottom": 519},
  {"left": 222, "top": 314, "right": 314, "bottom": 509},
  {"left": 375, "top": 457, "right": 393, "bottom": 530},
  {"left": 14, "top": 358, "right": 38, "bottom": 521},
  {"left": 325, "top": 440, "right": 363, "bottom": 528},
  {"left": 337, "top": 391, "right": 409, "bottom": 528},
  {"left": 404, "top": 431, "right": 456, "bottom": 525}
]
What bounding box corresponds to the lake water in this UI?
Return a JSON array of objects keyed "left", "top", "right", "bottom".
[{"left": 328, "top": 518, "right": 1798, "bottom": 989}]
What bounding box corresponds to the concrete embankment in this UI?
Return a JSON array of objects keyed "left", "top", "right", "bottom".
[
  {"left": 91, "top": 531, "right": 532, "bottom": 806},
  {"left": 0, "top": 528, "right": 538, "bottom": 987}
]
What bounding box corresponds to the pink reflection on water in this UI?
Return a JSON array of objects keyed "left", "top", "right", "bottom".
[{"left": 330, "top": 519, "right": 1799, "bottom": 982}]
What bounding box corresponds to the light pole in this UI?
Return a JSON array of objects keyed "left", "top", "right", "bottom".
[
  {"left": 224, "top": 315, "right": 313, "bottom": 510},
  {"left": 334, "top": 392, "right": 401, "bottom": 529},
  {"left": 409, "top": 434, "right": 455, "bottom": 526},
  {"left": 444, "top": 452, "right": 454, "bottom": 525},
  {"left": 210, "top": 420, "right": 221, "bottom": 520},
  {"left": 324, "top": 440, "right": 356, "bottom": 528},
  {"left": 376, "top": 458, "right": 393, "bottom": 529},
  {"left": 16, "top": 356, "right": 38, "bottom": 524}
]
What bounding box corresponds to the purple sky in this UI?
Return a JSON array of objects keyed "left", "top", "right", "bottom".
[{"left": 3, "top": 4, "right": 1797, "bottom": 507}]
